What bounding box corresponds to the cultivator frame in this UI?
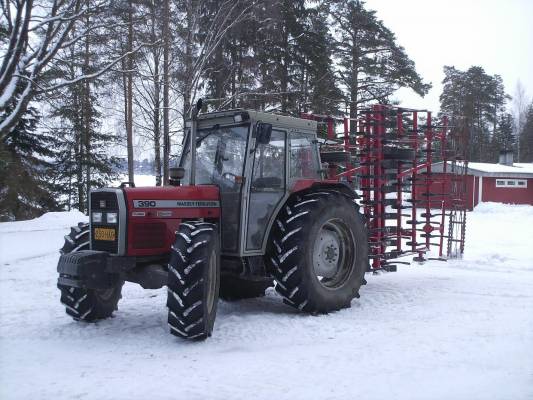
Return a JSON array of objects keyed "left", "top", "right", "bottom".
[{"left": 302, "top": 105, "right": 470, "bottom": 271}]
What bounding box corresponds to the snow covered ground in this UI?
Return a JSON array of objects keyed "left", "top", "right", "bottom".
[{"left": 0, "top": 203, "right": 532, "bottom": 400}]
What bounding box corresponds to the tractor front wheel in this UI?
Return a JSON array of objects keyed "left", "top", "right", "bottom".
[
  {"left": 267, "top": 192, "right": 367, "bottom": 313},
  {"left": 167, "top": 221, "right": 220, "bottom": 340},
  {"left": 58, "top": 222, "right": 123, "bottom": 321}
]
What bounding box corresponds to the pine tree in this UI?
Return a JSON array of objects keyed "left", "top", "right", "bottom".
[
  {"left": 249, "top": 0, "right": 307, "bottom": 113},
  {"left": 329, "top": 0, "right": 430, "bottom": 131},
  {"left": 0, "top": 104, "right": 59, "bottom": 221},
  {"left": 47, "top": 4, "right": 119, "bottom": 213},
  {"left": 520, "top": 103, "right": 533, "bottom": 162},
  {"left": 439, "top": 66, "right": 509, "bottom": 162},
  {"left": 491, "top": 113, "right": 515, "bottom": 162},
  {"left": 295, "top": 3, "right": 342, "bottom": 115}
]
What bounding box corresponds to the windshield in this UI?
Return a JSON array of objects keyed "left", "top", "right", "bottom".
[{"left": 180, "top": 124, "right": 249, "bottom": 185}]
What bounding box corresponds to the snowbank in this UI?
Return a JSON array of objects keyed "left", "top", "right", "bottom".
[{"left": 0, "top": 211, "right": 87, "bottom": 264}]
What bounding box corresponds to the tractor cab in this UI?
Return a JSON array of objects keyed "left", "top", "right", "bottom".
[{"left": 178, "top": 109, "right": 322, "bottom": 256}]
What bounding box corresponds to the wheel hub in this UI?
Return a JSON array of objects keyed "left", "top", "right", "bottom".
[
  {"left": 313, "top": 229, "right": 340, "bottom": 278},
  {"left": 312, "top": 218, "right": 356, "bottom": 289}
]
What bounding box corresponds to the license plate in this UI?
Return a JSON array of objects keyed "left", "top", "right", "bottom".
[{"left": 94, "top": 227, "right": 116, "bottom": 241}]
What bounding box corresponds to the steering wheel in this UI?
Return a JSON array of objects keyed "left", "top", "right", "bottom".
[{"left": 222, "top": 172, "right": 240, "bottom": 184}]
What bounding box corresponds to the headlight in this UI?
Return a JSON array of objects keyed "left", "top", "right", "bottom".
[
  {"left": 92, "top": 212, "right": 102, "bottom": 223},
  {"left": 106, "top": 212, "right": 118, "bottom": 224}
]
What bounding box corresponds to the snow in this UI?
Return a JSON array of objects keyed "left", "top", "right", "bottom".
[
  {"left": 1, "top": 203, "right": 533, "bottom": 399},
  {"left": 467, "top": 162, "right": 533, "bottom": 175},
  {"left": 112, "top": 174, "right": 157, "bottom": 187}
]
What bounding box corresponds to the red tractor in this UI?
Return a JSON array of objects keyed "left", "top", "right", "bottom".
[{"left": 57, "top": 102, "right": 368, "bottom": 340}]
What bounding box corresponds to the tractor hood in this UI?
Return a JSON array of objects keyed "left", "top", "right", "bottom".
[
  {"left": 121, "top": 185, "right": 220, "bottom": 257},
  {"left": 123, "top": 185, "right": 220, "bottom": 219}
]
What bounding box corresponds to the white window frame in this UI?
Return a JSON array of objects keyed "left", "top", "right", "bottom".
[{"left": 495, "top": 179, "right": 527, "bottom": 188}]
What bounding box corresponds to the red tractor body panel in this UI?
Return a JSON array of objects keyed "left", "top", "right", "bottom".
[
  {"left": 123, "top": 185, "right": 220, "bottom": 257},
  {"left": 289, "top": 178, "right": 343, "bottom": 193}
]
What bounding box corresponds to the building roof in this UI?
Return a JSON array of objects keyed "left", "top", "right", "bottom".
[
  {"left": 431, "top": 162, "right": 533, "bottom": 178},
  {"left": 468, "top": 162, "right": 533, "bottom": 175},
  {"left": 467, "top": 162, "right": 533, "bottom": 178}
]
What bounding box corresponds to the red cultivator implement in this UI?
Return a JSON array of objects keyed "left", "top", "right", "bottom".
[{"left": 303, "top": 105, "right": 470, "bottom": 272}]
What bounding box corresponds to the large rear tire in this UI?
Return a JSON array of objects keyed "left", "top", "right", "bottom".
[
  {"left": 58, "top": 222, "right": 123, "bottom": 321},
  {"left": 266, "top": 192, "right": 368, "bottom": 313},
  {"left": 167, "top": 221, "right": 220, "bottom": 340}
]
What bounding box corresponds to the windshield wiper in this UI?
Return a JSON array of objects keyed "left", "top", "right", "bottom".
[
  {"left": 181, "top": 124, "right": 220, "bottom": 157},
  {"left": 196, "top": 124, "right": 220, "bottom": 147}
]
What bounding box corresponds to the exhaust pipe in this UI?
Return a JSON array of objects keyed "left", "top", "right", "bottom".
[{"left": 189, "top": 99, "right": 203, "bottom": 186}]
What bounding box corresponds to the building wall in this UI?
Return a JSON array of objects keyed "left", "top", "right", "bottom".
[
  {"left": 413, "top": 174, "right": 533, "bottom": 208},
  {"left": 473, "top": 176, "right": 479, "bottom": 209},
  {"left": 412, "top": 173, "right": 475, "bottom": 210},
  {"left": 481, "top": 177, "right": 533, "bottom": 205}
]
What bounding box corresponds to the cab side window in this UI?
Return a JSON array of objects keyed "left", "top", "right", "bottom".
[
  {"left": 251, "top": 130, "right": 286, "bottom": 191},
  {"left": 290, "top": 132, "right": 320, "bottom": 178}
]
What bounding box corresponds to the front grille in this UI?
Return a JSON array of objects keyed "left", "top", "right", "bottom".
[
  {"left": 90, "top": 191, "right": 118, "bottom": 210},
  {"left": 132, "top": 222, "right": 166, "bottom": 249},
  {"left": 91, "top": 191, "right": 120, "bottom": 254}
]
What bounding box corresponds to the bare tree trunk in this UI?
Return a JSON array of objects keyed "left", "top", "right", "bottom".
[
  {"left": 83, "top": 8, "right": 91, "bottom": 213},
  {"left": 152, "top": 8, "right": 162, "bottom": 186},
  {"left": 162, "top": 0, "right": 170, "bottom": 185},
  {"left": 513, "top": 80, "right": 527, "bottom": 162},
  {"left": 350, "top": 40, "right": 359, "bottom": 135},
  {"left": 126, "top": 1, "right": 135, "bottom": 184},
  {"left": 182, "top": 2, "right": 193, "bottom": 125},
  {"left": 349, "top": 75, "right": 358, "bottom": 135},
  {"left": 280, "top": 27, "right": 289, "bottom": 113}
]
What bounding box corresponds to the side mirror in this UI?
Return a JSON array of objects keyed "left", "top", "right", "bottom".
[{"left": 256, "top": 123, "right": 272, "bottom": 145}]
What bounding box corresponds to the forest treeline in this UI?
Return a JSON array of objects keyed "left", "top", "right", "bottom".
[{"left": 1, "top": 0, "right": 532, "bottom": 221}]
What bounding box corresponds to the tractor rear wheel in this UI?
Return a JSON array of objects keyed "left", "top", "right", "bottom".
[
  {"left": 58, "top": 222, "right": 123, "bottom": 321},
  {"left": 267, "top": 192, "right": 367, "bottom": 313},
  {"left": 167, "top": 221, "right": 220, "bottom": 340}
]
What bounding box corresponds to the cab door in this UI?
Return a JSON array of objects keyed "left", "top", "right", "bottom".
[{"left": 244, "top": 129, "right": 287, "bottom": 252}]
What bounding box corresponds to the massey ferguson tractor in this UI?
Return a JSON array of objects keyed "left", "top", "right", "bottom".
[{"left": 56, "top": 101, "right": 469, "bottom": 340}]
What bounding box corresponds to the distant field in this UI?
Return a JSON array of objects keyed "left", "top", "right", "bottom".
[{"left": 112, "top": 174, "right": 156, "bottom": 187}]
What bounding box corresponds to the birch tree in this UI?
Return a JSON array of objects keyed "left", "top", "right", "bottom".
[{"left": 0, "top": 0, "right": 142, "bottom": 138}]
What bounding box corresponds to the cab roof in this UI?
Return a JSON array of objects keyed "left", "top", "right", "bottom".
[{"left": 196, "top": 109, "right": 318, "bottom": 133}]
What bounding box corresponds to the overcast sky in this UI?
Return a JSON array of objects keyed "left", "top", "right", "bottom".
[{"left": 364, "top": 0, "right": 533, "bottom": 114}]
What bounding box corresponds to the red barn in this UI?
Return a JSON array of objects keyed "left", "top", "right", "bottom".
[{"left": 427, "top": 155, "right": 533, "bottom": 209}]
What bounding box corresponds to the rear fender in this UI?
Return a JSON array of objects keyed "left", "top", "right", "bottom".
[{"left": 289, "top": 179, "right": 359, "bottom": 199}]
